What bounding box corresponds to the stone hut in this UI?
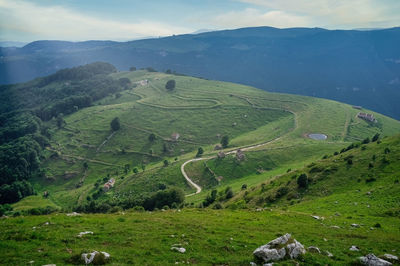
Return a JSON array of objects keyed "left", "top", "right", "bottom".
[
  {"left": 214, "top": 144, "right": 222, "bottom": 150},
  {"left": 236, "top": 149, "right": 245, "bottom": 161}
]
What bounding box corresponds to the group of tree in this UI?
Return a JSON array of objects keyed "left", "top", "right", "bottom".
[
  {"left": 0, "top": 62, "right": 131, "bottom": 204},
  {"left": 74, "top": 188, "right": 184, "bottom": 213}
]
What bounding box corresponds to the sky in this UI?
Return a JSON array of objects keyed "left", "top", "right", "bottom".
[{"left": 0, "top": 0, "right": 399, "bottom": 43}]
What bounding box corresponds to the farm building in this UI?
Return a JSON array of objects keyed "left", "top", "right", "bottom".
[
  {"left": 103, "top": 178, "right": 116, "bottom": 192},
  {"left": 357, "top": 112, "right": 377, "bottom": 122},
  {"left": 171, "top": 133, "right": 180, "bottom": 141}
]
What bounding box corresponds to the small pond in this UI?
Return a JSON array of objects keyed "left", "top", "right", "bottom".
[{"left": 308, "top": 133, "right": 327, "bottom": 140}]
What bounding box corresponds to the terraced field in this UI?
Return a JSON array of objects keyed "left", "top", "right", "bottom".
[{"left": 22, "top": 69, "right": 400, "bottom": 210}]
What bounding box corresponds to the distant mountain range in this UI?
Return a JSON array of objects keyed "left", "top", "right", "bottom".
[{"left": 1, "top": 26, "right": 400, "bottom": 119}]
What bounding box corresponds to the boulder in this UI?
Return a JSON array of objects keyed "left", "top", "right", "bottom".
[
  {"left": 171, "top": 247, "right": 186, "bottom": 253},
  {"left": 383, "top": 254, "right": 398, "bottom": 263},
  {"left": 350, "top": 246, "right": 360, "bottom": 251},
  {"left": 308, "top": 246, "right": 321, "bottom": 253},
  {"left": 359, "top": 254, "right": 392, "bottom": 266},
  {"left": 253, "top": 233, "right": 306, "bottom": 263},
  {"left": 66, "top": 212, "right": 81, "bottom": 217},
  {"left": 77, "top": 231, "right": 93, "bottom": 237},
  {"left": 351, "top": 223, "right": 360, "bottom": 228},
  {"left": 81, "top": 251, "right": 110, "bottom": 265},
  {"left": 311, "top": 215, "right": 324, "bottom": 220}
]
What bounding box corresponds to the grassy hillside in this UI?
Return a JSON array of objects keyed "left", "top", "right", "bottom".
[
  {"left": 225, "top": 134, "right": 400, "bottom": 218},
  {"left": 2, "top": 67, "right": 400, "bottom": 265},
  {"left": 1, "top": 207, "right": 399, "bottom": 265},
  {"left": 18, "top": 68, "right": 400, "bottom": 211}
]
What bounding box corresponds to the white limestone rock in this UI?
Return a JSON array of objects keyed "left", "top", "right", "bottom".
[
  {"left": 359, "top": 254, "right": 392, "bottom": 266},
  {"left": 253, "top": 233, "right": 306, "bottom": 263}
]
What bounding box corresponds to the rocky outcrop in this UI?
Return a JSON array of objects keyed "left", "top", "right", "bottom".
[
  {"left": 359, "top": 254, "right": 392, "bottom": 266},
  {"left": 81, "top": 251, "right": 110, "bottom": 264},
  {"left": 253, "top": 233, "right": 306, "bottom": 263}
]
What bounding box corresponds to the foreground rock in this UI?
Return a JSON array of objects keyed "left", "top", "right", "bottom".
[
  {"left": 171, "top": 247, "right": 186, "bottom": 253},
  {"left": 383, "top": 254, "right": 398, "bottom": 263},
  {"left": 359, "top": 254, "right": 392, "bottom": 266},
  {"left": 81, "top": 251, "right": 110, "bottom": 264},
  {"left": 253, "top": 233, "right": 306, "bottom": 263}
]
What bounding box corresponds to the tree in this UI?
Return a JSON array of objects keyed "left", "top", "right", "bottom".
[
  {"left": 372, "top": 133, "right": 380, "bottom": 142},
  {"left": 297, "top": 173, "right": 308, "bottom": 188},
  {"left": 163, "top": 160, "right": 169, "bottom": 167},
  {"left": 225, "top": 187, "right": 234, "bottom": 199},
  {"left": 124, "top": 164, "right": 130, "bottom": 174},
  {"left": 110, "top": 117, "right": 120, "bottom": 131},
  {"left": 133, "top": 167, "right": 139, "bottom": 174},
  {"left": 165, "top": 80, "right": 176, "bottom": 91},
  {"left": 163, "top": 143, "right": 168, "bottom": 153},
  {"left": 56, "top": 114, "right": 65, "bottom": 128},
  {"left": 83, "top": 162, "right": 88, "bottom": 170},
  {"left": 129, "top": 66, "right": 137, "bottom": 71},
  {"left": 196, "top": 147, "right": 204, "bottom": 157},
  {"left": 221, "top": 135, "right": 229, "bottom": 148},
  {"left": 148, "top": 133, "right": 156, "bottom": 142}
]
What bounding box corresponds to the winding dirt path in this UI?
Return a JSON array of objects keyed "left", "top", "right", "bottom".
[{"left": 180, "top": 135, "right": 286, "bottom": 197}]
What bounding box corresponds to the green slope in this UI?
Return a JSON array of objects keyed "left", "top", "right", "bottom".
[
  {"left": 226, "top": 134, "right": 400, "bottom": 219},
  {"left": 19, "top": 68, "right": 400, "bottom": 210}
]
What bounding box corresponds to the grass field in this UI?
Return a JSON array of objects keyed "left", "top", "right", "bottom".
[
  {"left": 20, "top": 69, "right": 400, "bottom": 212},
  {"left": 1, "top": 208, "right": 399, "bottom": 265},
  {"left": 3, "top": 70, "right": 400, "bottom": 265}
]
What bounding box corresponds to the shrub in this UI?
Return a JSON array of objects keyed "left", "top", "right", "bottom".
[
  {"left": 110, "top": 206, "right": 122, "bottom": 213},
  {"left": 297, "top": 174, "right": 308, "bottom": 188},
  {"left": 213, "top": 203, "right": 223, "bottom": 209},
  {"left": 110, "top": 117, "right": 120, "bottom": 131},
  {"left": 372, "top": 133, "right": 380, "bottom": 142},
  {"left": 276, "top": 187, "right": 289, "bottom": 198},
  {"left": 165, "top": 80, "right": 176, "bottom": 90},
  {"left": 225, "top": 187, "right": 234, "bottom": 199},
  {"left": 241, "top": 184, "right": 247, "bottom": 190}
]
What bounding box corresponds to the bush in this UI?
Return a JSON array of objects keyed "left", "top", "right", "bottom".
[
  {"left": 297, "top": 174, "right": 308, "bottom": 188},
  {"left": 196, "top": 147, "right": 204, "bottom": 157},
  {"left": 221, "top": 135, "right": 229, "bottom": 148},
  {"left": 276, "top": 187, "right": 289, "bottom": 198},
  {"left": 372, "top": 133, "right": 380, "bottom": 142},
  {"left": 241, "top": 184, "right": 247, "bottom": 190},
  {"left": 165, "top": 80, "right": 176, "bottom": 90},
  {"left": 225, "top": 187, "right": 234, "bottom": 199},
  {"left": 143, "top": 188, "right": 184, "bottom": 211},
  {"left": 110, "top": 206, "right": 122, "bottom": 213},
  {"left": 213, "top": 203, "right": 223, "bottom": 209},
  {"left": 110, "top": 117, "right": 120, "bottom": 131}
]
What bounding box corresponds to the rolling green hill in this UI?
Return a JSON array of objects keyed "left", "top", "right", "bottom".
[
  {"left": 1, "top": 64, "right": 400, "bottom": 265},
  {"left": 5, "top": 66, "right": 398, "bottom": 212}
]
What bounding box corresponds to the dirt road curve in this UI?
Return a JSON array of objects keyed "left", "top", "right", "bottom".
[{"left": 181, "top": 136, "right": 284, "bottom": 197}]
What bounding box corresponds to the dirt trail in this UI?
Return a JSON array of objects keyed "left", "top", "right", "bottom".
[{"left": 180, "top": 135, "right": 286, "bottom": 197}]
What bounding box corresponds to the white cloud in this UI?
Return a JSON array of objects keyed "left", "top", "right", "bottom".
[
  {"left": 213, "top": 8, "right": 310, "bottom": 28},
  {"left": 0, "top": 0, "right": 192, "bottom": 41},
  {"left": 236, "top": 0, "right": 400, "bottom": 28}
]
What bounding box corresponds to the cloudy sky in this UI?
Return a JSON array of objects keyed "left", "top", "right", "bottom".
[{"left": 0, "top": 0, "right": 399, "bottom": 42}]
